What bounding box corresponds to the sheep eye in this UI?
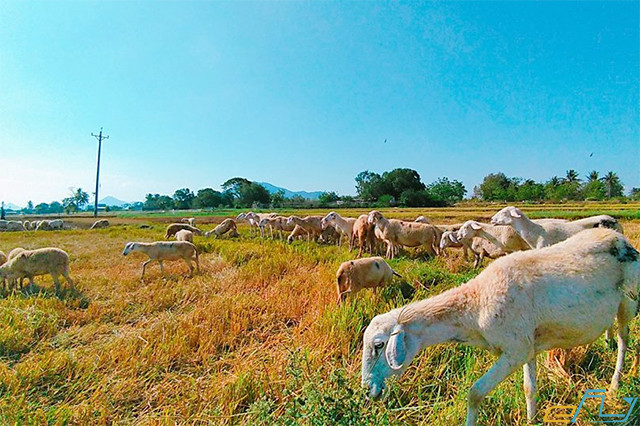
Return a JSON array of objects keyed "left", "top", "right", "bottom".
[{"left": 374, "top": 342, "right": 384, "bottom": 350}]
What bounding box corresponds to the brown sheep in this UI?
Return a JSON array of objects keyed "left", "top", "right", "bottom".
[
  {"left": 335, "top": 256, "right": 401, "bottom": 304},
  {"left": 367, "top": 211, "right": 438, "bottom": 259},
  {"left": 165, "top": 223, "right": 203, "bottom": 239},
  {"left": 0, "top": 247, "right": 74, "bottom": 293},
  {"left": 205, "top": 218, "right": 239, "bottom": 238},
  {"left": 352, "top": 214, "right": 376, "bottom": 257},
  {"left": 286, "top": 215, "right": 323, "bottom": 241}
]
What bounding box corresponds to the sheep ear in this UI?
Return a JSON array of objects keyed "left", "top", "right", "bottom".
[
  {"left": 448, "top": 233, "right": 458, "bottom": 243},
  {"left": 510, "top": 209, "right": 521, "bottom": 218},
  {"left": 385, "top": 327, "right": 406, "bottom": 370},
  {"left": 470, "top": 222, "right": 481, "bottom": 230}
]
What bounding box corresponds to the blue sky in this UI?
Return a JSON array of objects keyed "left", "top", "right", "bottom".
[{"left": 1, "top": 1, "right": 638, "bottom": 206}]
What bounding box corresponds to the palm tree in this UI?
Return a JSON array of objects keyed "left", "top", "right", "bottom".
[
  {"left": 601, "top": 171, "right": 621, "bottom": 199},
  {"left": 587, "top": 170, "right": 599, "bottom": 182},
  {"left": 564, "top": 169, "right": 580, "bottom": 184},
  {"left": 548, "top": 176, "right": 561, "bottom": 187},
  {"left": 73, "top": 188, "right": 90, "bottom": 210}
]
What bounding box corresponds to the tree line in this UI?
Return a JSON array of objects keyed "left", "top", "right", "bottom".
[
  {"left": 474, "top": 170, "right": 633, "bottom": 202},
  {"left": 12, "top": 168, "right": 640, "bottom": 214}
]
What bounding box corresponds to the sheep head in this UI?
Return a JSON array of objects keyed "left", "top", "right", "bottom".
[
  {"left": 122, "top": 242, "right": 136, "bottom": 256},
  {"left": 491, "top": 206, "right": 524, "bottom": 226},
  {"left": 361, "top": 310, "right": 412, "bottom": 400},
  {"left": 367, "top": 211, "right": 383, "bottom": 225}
]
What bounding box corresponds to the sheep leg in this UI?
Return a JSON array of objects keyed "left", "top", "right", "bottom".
[
  {"left": 63, "top": 266, "right": 74, "bottom": 289},
  {"left": 184, "top": 258, "right": 194, "bottom": 277},
  {"left": 466, "top": 354, "right": 523, "bottom": 426},
  {"left": 51, "top": 274, "right": 61, "bottom": 294},
  {"left": 194, "top": 252, "right": 200, "bottom": 272},
  {"left": 159, "top": 261, "right": 164, "bottom": 274},
  {"left": 141, "top": 260, "right": 152, "bottom": 279},
  {"left": 523, "top": 358, "right": 537, "bottom": 422},
  {"left": 27, "top": 276, "right": 35, "bottom": 293},
  {"left": 609, "top": 325, "right": 629, "bottom": 392}
]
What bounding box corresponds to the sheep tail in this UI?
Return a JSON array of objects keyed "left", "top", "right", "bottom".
[{"left": 392, "top": 270, "right": 402, "bottom": 278}]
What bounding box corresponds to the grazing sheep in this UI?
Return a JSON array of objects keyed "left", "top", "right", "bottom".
[
  {"left": 367, "top": 211, "right": 438, "bottom": 259},
  {"left": 246, "top": 212, "right": 278, "bottom": 237},
  {"left": 181, "top": 217, "right": 196, "bottom": 226},
  {"left": 287, "top": 225, "right": 308, "bottom": 244},
  {"left": 4, "top": 248, "right": 26, "bottom": 288},
  {"left": 175, "top": 229, "right": 194, "bottom": 243},
  {"left": 0, "top": 220, "right": 26, "bottom": 231},
  {"left": 414, "top": 216, "right": 430, "bottom": 224},
  {"left": 455, "top": 221, "right": 530, "bottom": 268},
  {"left": 122, "top": 241, "right": 200, "bottom": 279},
  {"left": 361, "top": 228, "right": 639, "bottom": 425},
  {"left": 165, "top": 223, "right": 203, "bottom": 239},
  {"left": 319, "top": 223, "right": 341, "bottom": 245},
  {"left": 352, "top": 214, "right": 376, "bottom": 258},
  {"left": 336, "top": 256, "right": 401, "bottom": 304},
  {"left": 90, "top": 219, "right": 110, "bottom": 229},
  {"left": 439, "top": 230, "right": 469, "bottom": 258},
  {"left": 286, "top": 215, "right": 323, "bottom": 241},
  {"left": 0, "top": 247, "right": 74, "bottom": 293},
  {"left": 205, "top": 218, "right": 240, "bottom": 238},
  {"left": 491, "top": 206, "right": 623, "bottom": 249},
  {"left": 34, "top": 219, "right": 63, "bottom": 231},
  {"left": 322, "top": 212, "right": 357, "bottom": 250},
  {"left": 23, "top": 220, "right": 31, "bottom": 230},
  {"left": 258, "top": 216, "right": 295, "bottom": 239}
]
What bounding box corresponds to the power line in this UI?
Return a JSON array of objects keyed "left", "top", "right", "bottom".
[{"left": 91, "top": 128, "right": 109, "bottom": 218}]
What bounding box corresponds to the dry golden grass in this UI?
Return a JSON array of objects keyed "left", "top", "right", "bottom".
[{"left": 0, "top": 207, "right": 639, "bottom": 424}]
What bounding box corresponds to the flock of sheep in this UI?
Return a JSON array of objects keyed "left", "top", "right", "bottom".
[{"left": 0, "top": 208, "right": 638, "bottom": 424}]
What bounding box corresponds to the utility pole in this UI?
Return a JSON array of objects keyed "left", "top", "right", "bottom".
[{"left": 91, "top": 128, "right": 109, "bottom": 217}]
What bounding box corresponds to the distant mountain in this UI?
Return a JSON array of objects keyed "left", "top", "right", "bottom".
[
  {"left": 256, "top": 182, "right": 324, "bottom": 200},
  {"left": 3, "top": 202, "right": 22, "bottom": 211},
  {"left": 99, "top": 196, "right": 129, "bottom": 207}
]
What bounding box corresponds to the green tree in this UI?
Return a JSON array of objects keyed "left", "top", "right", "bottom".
[
  {"left": 173, "top": 188, "right": 195, "bottom": 209},
  {"left": 355, "top": 171, "right": 385, "bottom": 201},
  {"left": 49, "top": 201, "right": 63, "bottom": 213},
  {"left": 318, "top": 191, "right": 339, "bottom": 206},
  {"left": 587, "top": 170, "right": 599, "bottom": 182},
  {"left": 270, "top": 190, "right": 286, "bottom": 207},
  {"left": 194, "top": 188, "right": 222, "bottom": 208},
  {"left": 601, "top": 171, "right": 624, "bottom": 198},
  {"left": 381, "top": 168, "right": 425, "bottom": 200},
  {"left": 427, "top": 177, "right": 467, "bottom": 205},
  {"left": 515, "top": 179, "right": 545, "bottom": 201},
  {"left": 475, "top": 173, "right": 510, "bottom": 201},
  {"left": 564, "top": 169, "right": 580, "bottom": 185},
  {"left": 35, "top": 203, "right": 49, "bottom": 214},
  {"left": 221, "top": 177, "right": 252, "bottom": 198},
  {"left": 629, "top": 188, "right": 640, "bottom": 200}
]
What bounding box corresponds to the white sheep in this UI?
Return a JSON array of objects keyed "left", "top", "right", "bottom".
[
  {"left": 175, "top": 229, "right": 194, "bottom": 243},
  {"left": 335, "top": 256, "right": 401, "bottom": 304},
  {"left": 90, "top": 219, "right": 109, "bottom": 229},
  {"left": 455, "top": 220, "right": 531, "bottom": 267},
  {"left": 35, "top": 219, "right": 63, "bottom": 231},
  {"left": 0, "top": 247, "right": 74, "bottom": 293},
  {"left": 414, "top": 215, "right": 430, "bottom": 224},
  {"left": 181, "top": 217, "right": 196, "bottom": 226},
  {"left": 122, "top": 241, "right": 200, "bottom": 279},
  {"left": 361, "top": 228, "right": 639, "bottom": 425},
  {"left": 491, "top": 206, "right": 622, "bottom": 249},
  {"left": 439, "top": 230, "right": 469, "bottom": 258},
  {"left": 0, "top": 220, "right": 26, "bottom": 231},
  {"left": 258, "top": 216, "right": 295, "bottom": 239},
  {"left": 322, "top": 212, "right": 356, "bottom": 250}
]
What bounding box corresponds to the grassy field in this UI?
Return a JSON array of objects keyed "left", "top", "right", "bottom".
[{"left": 1, "top": 206, "right": 640, "bottom": 424}]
